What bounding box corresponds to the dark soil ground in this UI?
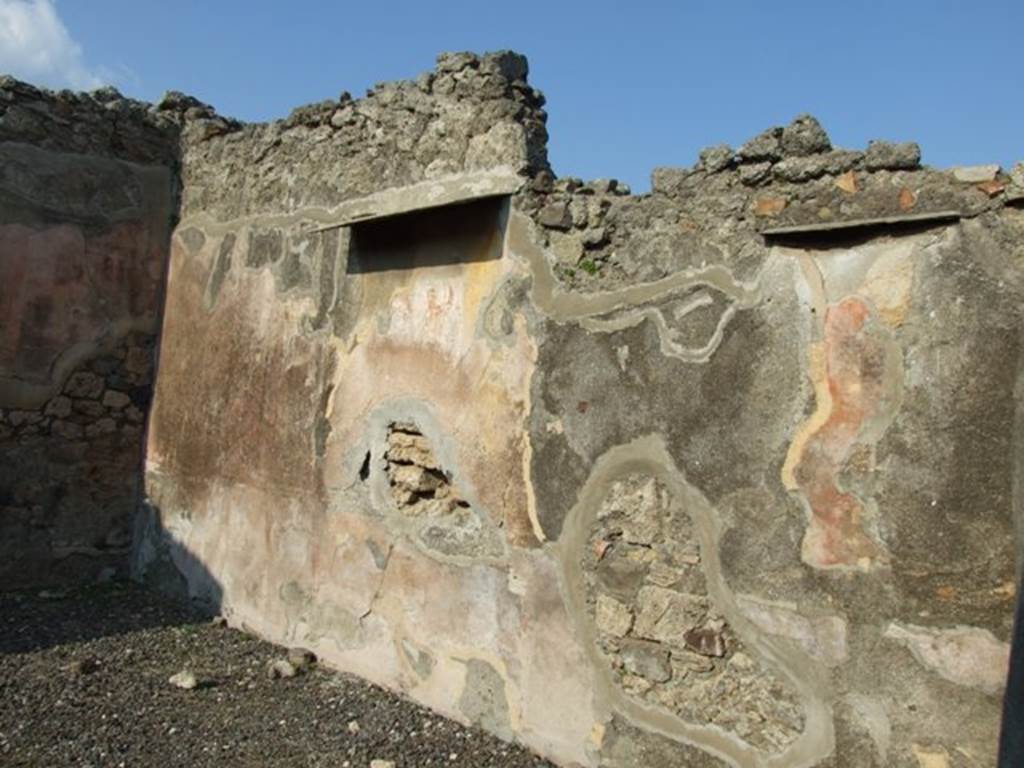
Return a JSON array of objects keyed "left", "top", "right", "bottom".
[{"left": 0, "top": 582, "right": 556, "bottom": 768}]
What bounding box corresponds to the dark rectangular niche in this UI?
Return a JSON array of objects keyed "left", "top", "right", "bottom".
[
  {"left": 347, "top": 195, "right": 508, "bottom": 274},
  {"left": 761, "top": 210, "right": 962, "bottom": 249}
]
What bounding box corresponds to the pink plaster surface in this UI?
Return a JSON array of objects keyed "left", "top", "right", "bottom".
[
  {"left": 0, "top": 221, "right": 167, "bottom": 384},
  {"left": 792, "top": 297, "right": 889, "bottom": 569}
]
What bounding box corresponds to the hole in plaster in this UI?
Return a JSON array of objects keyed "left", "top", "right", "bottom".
[
  {"left": 358, "top": 451, "right": 371, "bottom": 482},
  {"left": 762, "top": 214, "right": 958, "bottom": 250},
  {"left": 384, "top": 422, "right": 469, "bottom": 516},
  {"left": 583, "top": 474, "right": 805, "bottom": 754}
]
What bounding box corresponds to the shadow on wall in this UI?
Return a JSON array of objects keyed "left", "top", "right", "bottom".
[
  {"left": 0, "top": 503, "right": 223, "bottom": 655},
  {"left": 0, "top": 123, "right": 182, "bottom": 592},
  {"left": 131, "top": 500, "right": 224, "bottom": 617},
  {"left": 1000, "top": 590, "right": 1024, "bottom": 766},
  {"left": 0, "top": 334, "right": 162, "bottom": 591},
  {"left": 998, "top": 341, "right": 1024, "bottom": 766},
  {"left": 347, "top": 196, "right": 507, "bottom": 274}
]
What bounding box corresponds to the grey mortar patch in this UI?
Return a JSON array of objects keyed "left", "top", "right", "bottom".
[
  {"left": 581, "top": 286, "right": 741, "bottom": 364},
  {"left": 366, "top": 539, "right": 389, "bottom": 570},
  {"left": 479, "top": 274, "right": 531, "bottom": 345},
  {"left": 178, "top": 226, "right": 206, "bottom": 254},
  {"left": 205, "top": 232, "right": 235, "bottom": 309},
  {"left": 312, "top": 226, "right": 344, "bottom": 331},
  {"left": 246, "top": 227, "right": 283, "bottom": 268},
  {"left": 400, "top": 638, "right": 436, "bottom": 680},
  {"left": 276, "top": 251, "right": 305, "bottom": 291},
  {"left": 519, "top": 214, "right": 752, "bottom": 317},
  {"left": 280, "top": 579, "right": 311, "bottom": 606},
  {"left": 600, "top": 714, "right": 730, "bottom": 767},
  {"left": 508, "top": 209, "right": 763, "bottom": 365},
  {"left": 458, "top": 658, "right": 512, "bottom": 741}
]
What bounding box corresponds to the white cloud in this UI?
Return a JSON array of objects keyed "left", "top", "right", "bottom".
[{"left": 0, "top": 0, "right": 105, "bottom": 90}]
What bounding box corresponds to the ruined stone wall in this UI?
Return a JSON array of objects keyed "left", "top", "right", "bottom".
[
  {"left": 135, "top": 50, "right": 546, "bottom": 601},
  {"left": 0, "top": 79, "right": 183, "bottom": 586},
  {"left": 18, "top": 50, "right": 1014, "bottom": 767},
  {"left": 516, "top": 122, "right": 1024, "bottom": 767},
  {"left": 176, "top": 50, "right": 547, "bottom": 221}
]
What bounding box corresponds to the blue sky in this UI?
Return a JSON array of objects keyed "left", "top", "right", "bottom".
[{"left": 1, "top": 0, "right": 1020, "bottom": 191}]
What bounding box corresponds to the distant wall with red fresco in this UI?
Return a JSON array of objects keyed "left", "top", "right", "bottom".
[{"left": 0, "top": 79, "right": 182, "bottom": 587}]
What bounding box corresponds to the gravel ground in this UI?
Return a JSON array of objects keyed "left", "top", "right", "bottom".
[{"left": 0, "top": 582, "right": 556, "bottom": 768}]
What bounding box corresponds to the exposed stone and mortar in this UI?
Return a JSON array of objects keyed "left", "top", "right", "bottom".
[{"left": 2, "top": 51, "right": 1022, "bottom": 766}]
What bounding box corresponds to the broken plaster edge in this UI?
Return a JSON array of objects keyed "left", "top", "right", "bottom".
[
  {"left": 325, "top": 167, "right": 525, "bottom": 228},
  {"left": 760, "top": 210, "right": 962, "bottom": 238}
]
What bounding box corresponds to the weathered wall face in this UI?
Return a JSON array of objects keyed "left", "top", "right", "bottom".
[
  {"left": 521, "top": 212, "right": 1020, "bottom": 766},
  {"left": 12, "top": 50, "right": 1010, "bottom": 766},
  {"left": 0, "top": 79, "right": 187, "bottom": 586}
]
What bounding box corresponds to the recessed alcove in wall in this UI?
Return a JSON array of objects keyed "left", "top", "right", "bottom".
[
  {"left": 760, "top": 209, "right": 961, "bottom": 249},
  {"left": 347, "top": 194, "right": 508, "bottom": 274}
]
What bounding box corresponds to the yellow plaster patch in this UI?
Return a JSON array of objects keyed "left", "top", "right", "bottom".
[
  {"left": 912, "top": 743, "right": 950, "bottom": 768},
  {"left": 861, "top": 246, "right": 916, "bottom": 327},
  {"left": 994, "top": 580, "right": 1017, "bottom": 599},
  {"left": 781, "top": 342, "right": 831, "bottom": 490},
  {"left": 461, "top": 255, "right": 505, "bottom": 340},
  {"left": 782, "top": 250, "right": 832, "bottom": 492},
  {"left": 521, "top": 431, "right": 546, "bottom": 544}
]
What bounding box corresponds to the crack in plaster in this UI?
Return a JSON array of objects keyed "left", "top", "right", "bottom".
[{"left": 359, "top": 541, "right": 395, "bottom": 623}]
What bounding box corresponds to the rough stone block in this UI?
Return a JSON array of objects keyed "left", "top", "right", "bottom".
[
  {"left": 538, "top": 202, "right": 573, "bottom": 230},
  {"left": 952, "top": 164, "right": 1000, "bottom": 182},
  {"left": 780, "top": 114, "right": 831, "bottom": 156},
  {"left": 633, "top": 586, "right": 705, "bottom": 646},
  {"left": 620, "top": 640, "right": 672, "bottom": 683},
  {"left": 595, "top": 594, "right": 633, "bottom": 637},
  {"left": 738, "top": 126, "right": 783, "bottom": 162},
  {"left": 649, "top": 166, "right": 692, "bottom": 196},
  {"left": 102, "top": 390, "right": 132, "bottom": 409},
  {"left": 44, "top": 396, "right": 72, "bottom": 418},
  {"left": 864, "top": 140, "right": 921, "bottom": 170},
  {"left": 699, "top": 144, "right": 734, "bottom": 173},
  {"left": 63, "top": 372, "right": 104, "bottom": 399}
]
